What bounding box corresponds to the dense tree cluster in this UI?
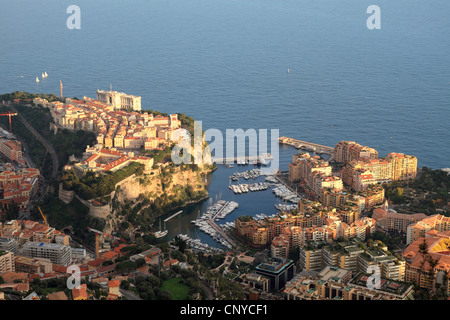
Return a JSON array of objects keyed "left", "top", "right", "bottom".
[
  {"left": 61, "top": 162, "right": 145, "bottom": 200},
  {"left": 383, "top": 167, "right": 450, "bottom": 216}
]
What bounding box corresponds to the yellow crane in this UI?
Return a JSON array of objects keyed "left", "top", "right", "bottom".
[{"left": 38, "top": 207, "right": 48, "bottom": 227}]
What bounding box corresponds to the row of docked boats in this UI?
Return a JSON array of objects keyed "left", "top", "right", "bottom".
[
  {"left": 264, "top": 175, "right": 278, "bottom": 183},
  {"left": 236, "top": 159, "right": 249, "bottom": 165},
  {"left": 272, "top": 184, "right": 303, "bottom": 203},
  {"left": 230, "top": 168, "right": 262, "bottom": 181},
  {"left": 214, "top": 201, "right": 239, "bottom": 220},
  {"left": 253, "top": 212, "right": 281, "bottom": 221},
  {"left": 234, "top": 153, "right": 273, "bottom": 166},
  {"left": 190, "top": 218, "right": 233, "bottom": 250},
  {"left": 190, "top": 202, "right": 238, "bottom": 226},
  {"left": 176, "top": 233, "right": 225, "bottom": 253},
  {"left": 229, "top": 182, "right": 270, "bottom": 194},
  {"left": 229, "top": 184, "right": 249, "bottom": 193},
  {"left": 274, "top": 203, "right": 298, "bottom": 212},
  {"left": 219, "top": 221, "right": 235, "bottom": 231},
  {"left": 189, "top": 200, "right": 237, "bottom": 249}
]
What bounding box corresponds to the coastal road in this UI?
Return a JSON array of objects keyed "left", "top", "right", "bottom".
[
  {"left": 119, "top": 288, "right": 142, "bottom": 300},
  {"left": 99, "top": 282, "right": 142, "bottom": 300},
  {"left": 10, "top": 106, "right": 59, "bottom": 179},
  {"left": 200, "top": 281, "right": 214, "bottom": 300}
]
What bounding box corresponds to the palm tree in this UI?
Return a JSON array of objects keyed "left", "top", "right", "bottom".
[{"left": 417, "top": 238, "right": 429, "bottom": 286}]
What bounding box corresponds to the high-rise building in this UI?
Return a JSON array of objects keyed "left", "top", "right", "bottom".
[
  {"left": 299, "top": 243, "right": 324, "bottom": 271},
  {"left": 288, "top": 153, "right": 310, "bottom": 182},
  {"left": 0, "top": 251, "right": 15, "bottom": 274},
  {"left": 271, "top": 235, "right": 291, "bottom": 259},
  {"left": 334, "top": 141, "right": 378, "bottom": 164},
  {"left": 0, "top": 237, "right": 18, "bottom": 254},
  {"left": 255, "top": 258, "right": 295, "bottom": 292},
  {"left": 386, "top": 153, "right": 418, "bottom": 181},
  {"left": 20, "top": 242, "right": 72, "bottom": 266}
]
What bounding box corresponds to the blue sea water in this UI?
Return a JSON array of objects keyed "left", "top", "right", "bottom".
[{"left": 1, "top": 0, "right": 449, "bottom": 245}]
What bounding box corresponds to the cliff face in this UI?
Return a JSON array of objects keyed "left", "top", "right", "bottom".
[
  {"left": 115, "top": 164, "right": 209, "bottom": 202},
  {"left": 101, "top": 163, "right": 212, "bottom": 237},
  {"left": 59, "top": 138, "right": 216, "bottom": 237}
]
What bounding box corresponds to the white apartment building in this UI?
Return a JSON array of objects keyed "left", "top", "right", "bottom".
[
  {"left": 20, "top": 242, "right": 72, "bottom": 266},
  {"left": 96, "top": 90, "right": 141, "bottom": 111}
]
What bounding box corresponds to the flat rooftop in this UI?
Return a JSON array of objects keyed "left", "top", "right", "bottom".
[
  {"left": 349, "top": 272, "right": 413, "bottom": 297},
  {"left": 256, "top": 258, "right": 293, "bottom": 274},
  {"left": 317, "top": 266, "right": 351, "bottom": 282}
]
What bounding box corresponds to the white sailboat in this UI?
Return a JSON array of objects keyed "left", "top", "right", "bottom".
[
  {"left": 154, "top": 219, "right": 168, "bottom": 238},
  {"left": 35, "top": 77, "right": 39, "bottom": 83},
  {"left": 154, "top": 229, "right": 168, "bottom": 238}
]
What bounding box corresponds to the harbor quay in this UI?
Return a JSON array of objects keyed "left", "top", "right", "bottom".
[
  {"left": 278, "top": 136, "right": 334, "bottom": 157},
  {"left": 206, "top": 220, "right": 237, "bottom": 248}
]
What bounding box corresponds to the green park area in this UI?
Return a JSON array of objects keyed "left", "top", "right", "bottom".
[{"left": 160, "top": 277, "right": 190, "bottom": 300}]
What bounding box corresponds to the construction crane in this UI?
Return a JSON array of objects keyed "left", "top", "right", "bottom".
[
  {"left": 38, "top": 206, "right": 48, "bottom": 227},
  {"left": 0, "top": 111, "right": 17, "bottom": 134},
  {"left": 60, "top": 80, "right": 63, "bottom": 100},
  {"left": 86, "top": 227, "right": 125, "bottom": 259}
]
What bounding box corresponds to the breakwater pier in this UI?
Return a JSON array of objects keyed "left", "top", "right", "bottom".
[{"left": 278, "top": 136, "right": 334, "bottom": 160}]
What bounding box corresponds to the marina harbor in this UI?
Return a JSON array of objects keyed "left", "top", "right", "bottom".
[
  {"left": 179, "top": 163, "right": 307, "bottom": 251},
  {"left": 190, "top": 199, "right": 239, "bottom": 250}
]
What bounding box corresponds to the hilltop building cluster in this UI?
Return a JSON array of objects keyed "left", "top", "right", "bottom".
[
  {"left": 34, "top": 92, "right": 187, "bottom": 155},
  {"left": 34, "top": 91, "right": 190, "bottom": 174},
  {"left": 66, "top": 145, "right": 154, "bottom": 175}
]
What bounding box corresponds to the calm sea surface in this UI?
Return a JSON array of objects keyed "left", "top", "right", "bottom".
[{"left": 1, "top": 0, "right": 449, "bottom": 246}]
